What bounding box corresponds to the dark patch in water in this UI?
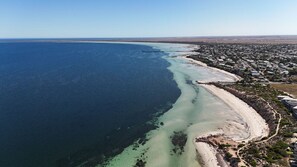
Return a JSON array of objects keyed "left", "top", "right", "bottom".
[{"left": 170, "top": 131, "right": 187, "bottom": 155}]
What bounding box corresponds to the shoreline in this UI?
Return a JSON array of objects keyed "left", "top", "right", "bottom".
[
  {"left": 177, "top": 46, "right": 269, "bottom": 167},
  {"left": 193, "top": 84, "right": 269, "bottom": 167},
  {"left": 200, "top": 84, "right": 269, "bottom": 141},
  {"left": 182, "top": 56, "right": 242, "bottom": 82},
  {"left": 86, "top": 42, "right": 270, "bottom": 167},
  {"left": 154, "top": 42, "right": 270, "bottom": 167},
  {"left": 193, "top": 131, "right": 225, "bottom": 167}
]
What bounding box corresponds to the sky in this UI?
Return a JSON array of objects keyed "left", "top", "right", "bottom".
[{"left": 1, "top": 0, "right": 297, "bottom": 38}]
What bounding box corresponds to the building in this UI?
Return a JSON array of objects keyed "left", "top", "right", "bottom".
[{"left": 279, "top": 96, "right": 297, "bottom": 118}]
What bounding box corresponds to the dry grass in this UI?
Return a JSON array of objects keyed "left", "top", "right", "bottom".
[{"left": 271, "top": 84, "right": 297, "bottom": 97}]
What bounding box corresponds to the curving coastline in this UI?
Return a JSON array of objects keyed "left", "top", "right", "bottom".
[
  {"left": 154, "top": 43, "right": 270, "bottom": 167},
  {"left": 93, "top": 42, "right": 271, "bottom": 167},
  {"left": 195, "top": 84, "right": 269, "bottom": 166},
  {"left": 184, "top": 51, "right": 270, "bottom": 167},
  {"left": 183, "top": 56, "right": 242, "bottom": 82}
]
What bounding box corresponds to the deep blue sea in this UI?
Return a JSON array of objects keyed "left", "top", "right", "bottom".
[{"left": 0, "top": 42, "right": 180, "bottom": 167}]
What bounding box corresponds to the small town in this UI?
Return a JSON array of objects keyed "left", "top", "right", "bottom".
[{"left": 188, "top": 44, "right": 297, "bottom": 83}]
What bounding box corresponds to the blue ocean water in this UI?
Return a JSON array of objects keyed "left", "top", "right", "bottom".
[{"left": 0, "top": 42, "right": 180, "bottom": 167}]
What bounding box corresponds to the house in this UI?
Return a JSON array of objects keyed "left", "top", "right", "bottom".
[
  {"left": 251, "top": 70, "right": 260, "bottom": 77},
  {"left": 277, "top": 95, "right": 291, "bottom": 100}
]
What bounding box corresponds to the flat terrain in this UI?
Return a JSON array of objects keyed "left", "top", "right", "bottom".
[
  {"left": 109, "top": 35, "right": 297, "bottom": 44},
  {"left": 3, "top": 35, "right": 297, "bottom": 45},
  {"left": 271, "top": 84, "right": 297, "bottom": 97}
]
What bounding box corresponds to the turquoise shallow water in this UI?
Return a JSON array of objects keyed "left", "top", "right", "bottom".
[{"left": 102, "top": 43, "right": 238, "bottom": 167}]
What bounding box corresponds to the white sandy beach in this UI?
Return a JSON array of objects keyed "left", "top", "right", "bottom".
[
  {"left": 194, "top": 130, "right": 225, "bottom": 167},
  {"left": 196, "top": 142, "right": 220, "bottom": 167},
  {"left": 201, "top": 84, "right": 269, "bottom": 142},
  {"left": 176, "top": 46, "right": 269, "bottom": 167},
  {"left": 194, "top": 84, "right": 269, "bottom": 167},
  {"left": 182, "top": 52, "right": 269, "bottom": 167}
]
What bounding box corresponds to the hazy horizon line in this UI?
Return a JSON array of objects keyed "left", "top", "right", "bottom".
[{"left": 2, "top": 34, "right": 297, "bottom": 40}]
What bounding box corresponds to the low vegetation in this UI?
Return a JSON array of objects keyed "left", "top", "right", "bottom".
[{"left": 219, "top": 83, "right": 297, "bottom": 167}]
